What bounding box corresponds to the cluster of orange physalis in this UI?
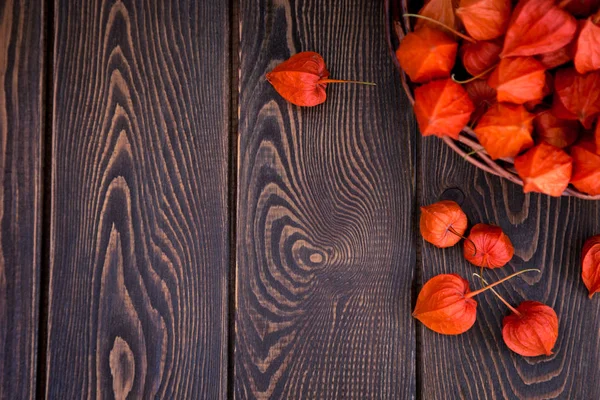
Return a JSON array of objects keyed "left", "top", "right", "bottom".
[
  {"left": 396, "top": 0, "right": 600, "bottom": 196},
  {"left": 415, "top": 200, "right": 559, "bottom": 357}
]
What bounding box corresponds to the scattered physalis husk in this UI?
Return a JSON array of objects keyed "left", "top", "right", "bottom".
[
  {"left": 502, "top": 301, "right": 559, "bottom": 357},
  {"left": 474, "top": 103, "right": 534, "bottom": 159},
  {"left": 570, "top": 140, "right": 600, "bottom": 195},
  {"left": 582, "top": 234, "right": 600, "bottom": 298},
  {"left": 514, "top": 142, "right": 573, "bottom": 197},
  {"left": 455, "top": 0, "right": 511, "bottom": 41},
  {"left": 460, "top": 39, "right": 502, "bottom": 77},
  {"left": 501, "top": 0, "right": 577, "bottom": 57},
  {"left": 464, "top": 223, "right": 514, "bottom": 268},
  {"left": 414, "top": 79, "right": 475, "bottom": 139},
  {"left": 414, "top": 270, "right": 538, "bottom": 335},
  {"left": 266, "top": 52, "right": 374, "bottom": 107},
  {"left": 396, "top": 26, "right": 458, "bottom": 83},
  {"left": 420, "top": 200, "right": 468, "bottom": 248},
  {"left": 487, "top": 57, "right": 546, "bottom": 104},
  {"left": 533, "top": 110, "right": 580, "bottom": 148}
]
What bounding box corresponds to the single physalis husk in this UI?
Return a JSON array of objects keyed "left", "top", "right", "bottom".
[
  {"left": 570, "top": 141, "right": 600, "bottom": 195},
  {"left": 396, "top": 26, "right": 458, "bottom": 83},
  {"left": 455, "top": 0, "right": 511, "bottom": 41},
  {"left": 420, "top": 200, "right": 468, "bottom": 248},
  {"left": 552, "top": 68, "right": 600, "bottom": 129},
  {"left": 582, "top": 234, "right": 600, "bottom": 298},
  {"left": 574, "top": 14, "right": 600, "bottom": 74},
  {"left": 474, "top": 103, "right": 534, "bottom": 159},
  {"left": 464, "top": 223, "right": 514, "bottom": 268},
  {"left": 460, "top": 39, "right": 502, "bottom": 77},
  {"left": 533, "top": 110, "right": 580, "bottom": 148},
  {"left": 502, "top": 301, "right": 559, "bottom": 357},
  {"left": 514, "top": 142, "right": 573, "bottom": 197},
  {"left": 414, "top": 79, "right": 475, "bottom": 139}
]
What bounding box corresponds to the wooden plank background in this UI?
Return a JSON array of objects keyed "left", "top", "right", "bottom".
[
  {"left": 0, "top": 0, "right": 44, "bottom": 398},
  {"left": 45, "top": 0, "right": 230, "bottom": 398},
  {"left": 234, "top": 0, "right": 416, "bottom": 398},
  {"left": 0, "top": 0, "right": 599, "bottom": 398}
]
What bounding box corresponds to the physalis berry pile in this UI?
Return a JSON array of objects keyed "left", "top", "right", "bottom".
[{"left": 396, "top": 0, "right": 600, "bottom": 197}]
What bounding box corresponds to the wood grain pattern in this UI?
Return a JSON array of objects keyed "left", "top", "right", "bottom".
[
  {"left": 46, "top": 1, "right": 230, "bottom": 398},
  {"left": 235, "top": 1, "right": 417, "bottom": 398},
  {"left": 0, "top": 0, "right": 44, "bottom": 398},
  {"left": 419, "top": 139, "right": 600, "bottom": 399}
]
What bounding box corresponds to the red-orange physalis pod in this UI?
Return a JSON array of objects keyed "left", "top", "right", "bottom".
[
  {"left": 474, "top": 103, "right": 534, "bottom": 159},
  {"left": 514, "top": 142, "right": 573, "bottom": 197},
  {"left": 420, "top": 200, "right": 468, "bottom": 248},
  {"left": 552, "top": 68, "right": 600, "bottom": 129},
  {"left": 582, "top": 234, "right": 600, "bottom": 298},
  {"left": 502, "top": 301, "right": 559, "bottom": 357},
  {"left": 570, "top": 141, "right": 600, "bottom": 195},
  {"left": 415, "top": 0, "right": 461, "bottom": 32},
  {"left": 460, "top": 39, "right": 503, "bottom": 77},
  {"left": 266, "top": 52, "right": 374, "bottom": 107},
  {"left": 501, "top": 0, "right": 577, "bottom": 57},
  {"left": 455, "top": 0, "right": 511, "bottom": 40},
  {"left": 574, "top": 14, "right": 600, "bottom": 74},
  {"left": 465, "top": 79, "right": 496, "bottom": 123},
  {"left": 533, "top": 110, "right": 580, "bottom": 148},
  {"left": 464, "top": 223, "right": 514, "bottom": 268},
  {"left": 396, "top": 26, "right": 458, "bottom": 83},
  {"left": 537, "top": 45, "right": 574, "bottom": 69},
  {"left": 414, "top": 79, "right": 475, "bottom": 139},
  {"left": 487, "top": 57, "right": 547, "bottom": 104}
]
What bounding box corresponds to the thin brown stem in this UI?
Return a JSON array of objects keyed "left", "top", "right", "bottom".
[
  {"left": 465, "top": 269, "right": 540, "bottom": 299},
  {"left": 403, "top": 14, "right": 477, "bottom": 43},
  {"left": 317, "top": 79, "right": 376, "bottom": 86},
  {"left": 473, "top": 273, "right": 522, "bottom": 317},
  {"left": 452, "top": 64, "right": 498, "bottom": 85}
]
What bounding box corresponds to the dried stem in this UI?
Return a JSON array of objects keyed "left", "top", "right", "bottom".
[
  {"left": 317, "top": 79, "right": 376, "bottom": 86},
  {"left": 473, "top": 273, "right": 522, "bottom": 317},
  {"left": 465, "top": 269, "right": 540, "bottom": 299},
  {"left": 402, "top": 14, "right": 477, "bottom": 43},
  {"left": 452, "top": 64, "right": 498, "bottom": 85}
]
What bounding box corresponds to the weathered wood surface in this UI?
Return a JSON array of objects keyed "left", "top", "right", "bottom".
[
  {"left": 0, "top": 0, "right": 44, "bottom": 398},
  {"left": 46, "top": 1, "right": 231, "bottom": 398},
  {"left": 235, "top": 0, "right": 417, "bottom": 398},
  {"left": 419, "top": 142, "right": 600, "bottom": 399}
]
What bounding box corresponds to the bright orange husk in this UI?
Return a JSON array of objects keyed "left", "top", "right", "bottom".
[
  {"left": 514, "top": 142, "right": 573, "bottom": 197},
  {"left": 501, "top": 0, "right": 577, "bottom": 57},
  {"left": 415, "top": 0, "right": 461, "bottom": 32},
  {"left": 414, "top": 274, "right": 477, "bottom": 335},
  {"left": 474, "top": 103, "right": 534, "bottom": 159},
  {"left": 396, "top": 26, "right": 458, "bottom": 83},
  {"left": 552, "top": 68, "right": 600, "bottom": 129},
  {"left": 487, "top": 57, "right": 547, "bottom": 104},
  {"left": 533, "top": 109, "right": 580, "bottom": 148},
  {"left": 456, "top": 0, "right": 511, "bottom": 40},
  {"left": 266, "top": 52, "right": 329, "bottom": 106},
  {"left": 574, "top": 17, "right": 600, "bottom": 74},
  {"left": 460, "top": 39, "right": 503, "bottom": 77},
  {"left": 582, "top": 234, "right": 600, "bottom": 298},
  {"left": 464, "top": 223, "right": 514, "bottom": 268},
  {"left": 502, "top": 301, "right": 559, "bottom": 357},
  {"left": 570, "top": 141, "right": 600, "bottom": 195},
  {"left": 537, "top": 45, "right": 574, "bottom": 69},
  {"left": 414, "top": 79, "right": 475, "bottom": 139},
  {"left": 420, "top": 200, "right": 468, "bottom": 248}
]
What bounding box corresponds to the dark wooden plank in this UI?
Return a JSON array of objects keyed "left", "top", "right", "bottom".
[
  {"left": 0, "top": 0, "right": 44, "bottom": 398},
  {"left": 419, "top": 140, "right": 600, "bottom": 399},
  {"left": 235, "top": 1, "right": 416, "bottom": 398},
  {"left": 46, "top": 1, "right": 230, "bottom": 398}
]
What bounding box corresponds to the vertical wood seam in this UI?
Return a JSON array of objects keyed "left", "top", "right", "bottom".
[
  {"left": 413, "top": 121, "right": 423, "bottom": 400},
  {"left": 227, "top": 0, "right": 240, "bottom": 398},
  {"left": 36, "top": 0, "right": 53, "bottom": 398}
]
